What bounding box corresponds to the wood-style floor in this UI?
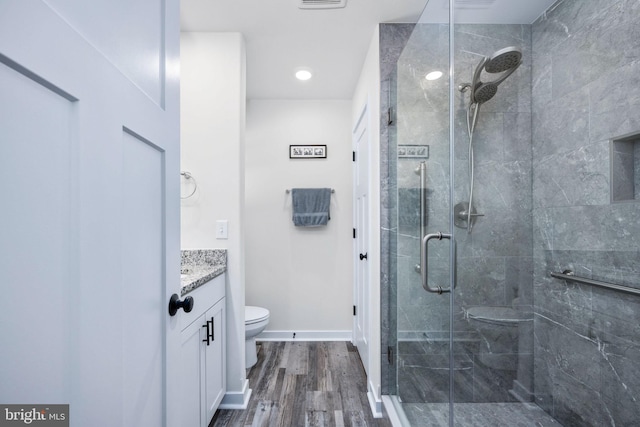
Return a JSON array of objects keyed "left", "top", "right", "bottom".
[{"left": 210, "top": 341, "right": 391, "bottom": 427}]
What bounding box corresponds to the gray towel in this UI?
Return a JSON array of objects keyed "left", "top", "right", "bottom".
[{"left": 291, "top": 188, "right": 331, "bottom": 227}]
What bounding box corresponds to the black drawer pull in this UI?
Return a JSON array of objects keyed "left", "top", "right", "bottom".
[{"left": 202, "top": 318, "right": 215, "bottom": 346}]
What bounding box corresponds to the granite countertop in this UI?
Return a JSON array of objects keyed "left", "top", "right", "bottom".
[{"left": 181, "top": 249, "right": 227, "bottom": 296}]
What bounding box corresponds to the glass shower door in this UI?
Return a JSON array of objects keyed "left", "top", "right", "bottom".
[
  {"left": 392, "top": 8, "right": 455, "bottom": 424},
  {"left": 391, "top": 1, "right": 537, "bottom": 425},
  {"left": 391, "top": 0, "right": 640, "bottom": 426},
  {"left": 449, "top": 8, "right": 537, "bottom": 424}
]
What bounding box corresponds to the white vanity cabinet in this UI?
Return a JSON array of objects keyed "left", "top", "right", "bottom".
[{"left": 179, "top": 274, "right": 226, "bottom": 427}]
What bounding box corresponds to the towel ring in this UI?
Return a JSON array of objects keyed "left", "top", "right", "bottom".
[{"left": 181, "top": 171, "right": 198, "bottom": 199}]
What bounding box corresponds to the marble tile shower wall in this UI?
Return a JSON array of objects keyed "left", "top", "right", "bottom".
[
  {"left": 636, "top": 143, "right": 640, "bottom": 199},
  {"left": 531, "top": 0, "right": 640, "bottom": 425},
  {"left": 453, "top": 23, "right": 535, "bottom": 402},
  {"left": 382, "top": 0, "right": 640, "bottom": 422},
  {"left": 452, "top": 23, "right": 534, "bottom": 324},
  {"left": 396, "top": 22, "right": 452, "bottom": 339}
]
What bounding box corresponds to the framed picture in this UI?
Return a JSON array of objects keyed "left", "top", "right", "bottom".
[
  {"left": 398, "top": 144, "right": 429, "bottom": 159},
  {"left": 289, "top": 144, "right": 327, "bottom": 159}
]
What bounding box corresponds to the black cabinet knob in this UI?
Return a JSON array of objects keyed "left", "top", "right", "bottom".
[
  {"left": 359, "top": 253, "right": 368, "bottom": 260},
  {"left": 168, "top": 294, "right": 194, "bottom": 316}
]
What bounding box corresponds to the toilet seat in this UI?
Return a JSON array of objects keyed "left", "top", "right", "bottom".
[
  {"left": 466, "top": 306, "right": 528, "bottom": 325},
  {"left": 245, "top": 306, "right": 269, "bottom": 325}
]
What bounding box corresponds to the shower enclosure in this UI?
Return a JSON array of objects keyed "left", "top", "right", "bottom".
[{"left": 383, "top": 0, "right": 640, "bottom": 426}]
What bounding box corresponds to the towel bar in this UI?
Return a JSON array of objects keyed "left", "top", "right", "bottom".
[
  {"left": 286, "top": 188, "right": 335, "bottom": 194},
  {"left": 550, "top": 270, "right": 640, "bottom": 296}
]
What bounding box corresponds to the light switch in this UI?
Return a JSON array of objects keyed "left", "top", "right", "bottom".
[{"left": 215, "top": 220, "right": 228, "bottom": 239}]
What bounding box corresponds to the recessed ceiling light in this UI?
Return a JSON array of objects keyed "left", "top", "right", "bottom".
[
  {"left": 295, "top": 68, "right": 313, "bottom": 81},
  {"left": 425, "top": 71, "right": 443, "bottom": 81}
]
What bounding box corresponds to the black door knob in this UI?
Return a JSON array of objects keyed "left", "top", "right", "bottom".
[
  {"left": 168, "top": 294, "right": 194, "bottom": 316},
  {"left": 359, "top": 253, "right": 368, "bottom": 260}
]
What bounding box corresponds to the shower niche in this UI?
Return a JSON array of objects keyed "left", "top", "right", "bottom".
[{"left": 611, "top": 132, "right": 640, "bottom": 202}]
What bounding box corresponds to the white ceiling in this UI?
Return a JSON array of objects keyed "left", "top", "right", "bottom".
[
  {"left": 180, "top": 0, "right": 556, "bottom": 100},
  {"left": 420, "top": 0, "right": 557, "bottom": 24}
]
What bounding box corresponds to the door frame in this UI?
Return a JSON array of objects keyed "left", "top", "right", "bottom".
[{"left": 352, "top": 102, "right": 370, "bottom": 372}]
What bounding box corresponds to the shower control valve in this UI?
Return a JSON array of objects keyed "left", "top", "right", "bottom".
[{"left": 454, "top": 201, "right": 484, "bottom": 230}]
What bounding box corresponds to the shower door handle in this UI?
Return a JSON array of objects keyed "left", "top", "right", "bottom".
[
  {"left": 414, "top": 161, "right": 428, "bottom": 274},
  {"left": 421, "top": 232, "right": 452, "bottom": 294}
]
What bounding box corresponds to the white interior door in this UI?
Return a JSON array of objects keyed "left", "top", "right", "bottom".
[
  {"left": 0, "top": 1, "right": 181, "bottom": 426},
  {"left": 353, "top": 105, "right": 370, "bottom": 375}
]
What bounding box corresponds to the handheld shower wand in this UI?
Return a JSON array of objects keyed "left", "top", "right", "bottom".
[{"left": 456, "top": 47, "right": 522, "bottom": 233}]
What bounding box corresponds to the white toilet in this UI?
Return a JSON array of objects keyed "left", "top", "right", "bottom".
[{"left": 244, "top": 306, "right": 270, "bottom": 368}]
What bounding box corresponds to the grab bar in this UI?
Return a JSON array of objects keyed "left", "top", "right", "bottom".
[
  {"left": 550, "top": 270, "right": 640, "bottom": 297},
  {"left": 421, "top": 232, "right": 452, "bottom": 294}
]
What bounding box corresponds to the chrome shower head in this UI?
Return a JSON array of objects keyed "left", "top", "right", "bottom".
[
  {"left": 473, "top": 82, "right": 498, "bottom": 104},
  {"left": 484, "top": 46, "right": 522, "bottom": 73},
  {"left": 465, "top": 46, "right": 523, "bottom": 104}
]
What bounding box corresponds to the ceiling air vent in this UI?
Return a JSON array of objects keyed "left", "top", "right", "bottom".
[{"left": 299, "top": 0, "right": 347, "bottom": 10}]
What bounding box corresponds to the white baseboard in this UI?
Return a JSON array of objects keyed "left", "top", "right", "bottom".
[
  {"left": 219, "top": 379, "right": 252, "bottom": 410},
  {"left": 367, "top": 391, "right": 383, "bottom": 418},
  {"left": 367, "top": 380, "right": 383, "bottom": 418},
  {"left": 257, "top": 330, "right": 352, "bottom": 341}
]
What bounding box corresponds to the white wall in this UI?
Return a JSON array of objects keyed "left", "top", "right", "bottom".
[
  {"left": 180, "top": 32, "right": 249, "bottom": 407},
  {"left": 351, "top": 27, "right": 382, "bottom": 410},
  {"left": 245, "top": 100, "right": 353, "bottom": 337},
  {"left": 180, "top": 28, "right": 381, "bottom": 412}
]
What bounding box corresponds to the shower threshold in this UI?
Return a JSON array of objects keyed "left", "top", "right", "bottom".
[{"left": 387, "top": 398, "right": 561, "bottom": 427}]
